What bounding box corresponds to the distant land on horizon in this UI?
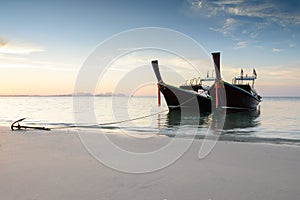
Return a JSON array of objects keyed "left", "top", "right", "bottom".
[
  {"left": 0, "top": 93, "right": 169, "bottom": 98},
  {"left": 0, "top": 94, "right": 299, "bottom": 98},
  {"left": 0, "top": 93, "right": 127, "bottom": 97}
]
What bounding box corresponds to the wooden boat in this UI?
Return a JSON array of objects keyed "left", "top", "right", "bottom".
[
  {"left": 151, "top": 52, "right": 261, "bottom": 113},
  {"left": 210, "top": 52, "right": 261, "bottom": 111},
  {"left": 152, "top": 61, "right": 212, "bottom": 113}
]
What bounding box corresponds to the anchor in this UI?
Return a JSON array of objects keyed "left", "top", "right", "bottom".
[{"left": 11, "top": 118, "right": 51, "bottom": 131}]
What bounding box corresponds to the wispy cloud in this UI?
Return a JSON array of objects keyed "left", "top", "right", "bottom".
[
  {"left": 209, "top": 18, "right": 237, "bottom": 36},
  {"left": 0, "top": 37, "right": 7, "bottom": 47},
  {"left": 0, "top": 37, "right": 71, "bottom": 71},
  {"left": 255, "top": 65, "right": 300, "bottom": 87},
  {"left": 221, "top": 64, "right": 300, "bottom": 88},
  {"left": 272, "top": 48, "right": 284, "bottom": 53},
  {"left": 188, "top": 0, "right": 300, "bottom": 48},
  {"left": 0, "top": 52, "right": 76, "bottom": 72},
  {"left": 289, "top": 43, "right": 295, "bottom": 48},
  {"left": 190, "top": 0, "right": 300, "bottom": 25},
  {"left": 0, "top": 37, "right": 44, "bottom": 54},
  {"left": 235, "top": 41, "right": 248, "bottom": 49}
]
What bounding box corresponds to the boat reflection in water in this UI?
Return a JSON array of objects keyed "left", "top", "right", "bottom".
[
  {"left": 161, "top": 108, "right": 261, "bottom": 141},
  {"left": 222, "top": 108, "right": 260, "bottom": 130}
]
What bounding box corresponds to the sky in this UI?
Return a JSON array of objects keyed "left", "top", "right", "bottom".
[{"left": 0, "top": 0, "right": 300, "bottom": 96}]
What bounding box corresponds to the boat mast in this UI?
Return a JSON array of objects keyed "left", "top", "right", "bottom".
[
  {"left": 151, "top": 60, "right": 163, "bottom": 83},
  {"left": 151, "top": 60, "right": 162, "bottom": 107},
  {"left": 212, "top": 52, "right": 221, "bottom": 81},
  {"left": 212, "top": 52, "right": 222, "bottom": 108}
]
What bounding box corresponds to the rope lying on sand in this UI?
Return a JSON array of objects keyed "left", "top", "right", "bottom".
[{"left": 11, "top": 109, "right": 169, "bottom": 131}]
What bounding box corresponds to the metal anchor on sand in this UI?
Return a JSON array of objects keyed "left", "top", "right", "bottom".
[{"left": 11, "top": 118, "right": 51, "bottom": 131}]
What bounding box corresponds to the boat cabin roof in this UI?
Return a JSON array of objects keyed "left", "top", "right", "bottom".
[
  {"left": 233, "top": 76, "right": 256, "bottom": 81},
  {"left": 232, "top": 75, "right": 257, "bottom": 87},
  {"left": 200, "top": 78, "right": 215, "bottom": 82}
]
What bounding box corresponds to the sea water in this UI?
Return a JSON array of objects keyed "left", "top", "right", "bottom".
[{"left": 1, "top": 96, "right": 300, "bottom": 145}]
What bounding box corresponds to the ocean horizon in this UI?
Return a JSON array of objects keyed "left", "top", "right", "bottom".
[{"left": 1, "top": 96, "right": 300, "bottom": 146}]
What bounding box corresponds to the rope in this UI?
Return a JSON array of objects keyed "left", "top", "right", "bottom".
[{"left": 49, "top": 108, "right": 169, "bottom": 130}]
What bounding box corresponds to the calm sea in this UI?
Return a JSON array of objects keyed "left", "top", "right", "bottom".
[{"left": 1, "top": 96, "right": 300, "bottom": 145}]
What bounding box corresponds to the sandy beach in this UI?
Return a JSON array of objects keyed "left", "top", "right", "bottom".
[{"left": 1, "top": 126, "right": 300, "bottom": 200}]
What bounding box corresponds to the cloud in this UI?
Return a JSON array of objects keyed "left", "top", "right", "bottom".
[
  {"left": 209, "top": 18, "right": 238, "bottom": 36},
  {"left": 256, "top": 65, "right": 300, "bottom": 87},
  {"left": 235, "top": 41, "right": 248, "bottom": 49},
  {"left": 0, "top": 37, "right": 70, "bottom": 71},
  {"left": 289, "top": 43, "right": 295, "bottom": 48},
  {"left": 0, "top": 37, "right": 7, "bottom": 47},
  {"left": 189, "top": 0, "right": 300, "bottom": 47},
  {"left": 0, "top": 38, "right": 73, "bottom": 71},
  {"left": 190, "top": 0, "right": 300, "bottom": 25},
  {"left": 221, "top": 64, "right": 300, "bottom": 91},
  {"left": 272, "top": 48, "right": 284, "bottom": 52},
  {"left": 0, "top": 38, "right": 44, "bottom": 54},
  {"left": 0, "top": 53, "right": 76, "bottom": 72}
]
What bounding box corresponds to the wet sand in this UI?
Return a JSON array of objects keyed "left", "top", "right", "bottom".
[{"left": 1, "top": 126, "right": 300, "bottom": 200}]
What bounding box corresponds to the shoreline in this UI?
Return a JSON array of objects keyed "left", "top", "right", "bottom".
[
  {"left": 1, "top": 126, "right": 300, "bottom": 199},
  {"left": 3, "top": 122, "right": 300, "bottom": 147}
]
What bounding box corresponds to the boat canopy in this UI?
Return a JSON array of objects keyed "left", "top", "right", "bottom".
[
  {"left": 233, "top": 76, "right": 256, "bottom": 81},
  {"left": 232, "top": 75, "right": 257, "bottom": 87},
  {"left": 232, "top": 68, "right": 257, "bottom": 87}
]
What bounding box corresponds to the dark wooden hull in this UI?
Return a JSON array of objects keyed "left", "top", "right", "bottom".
[
  {"left": 210, "top": 82, "right": 261, "bottom": 112},
  {"left": 159, "top": 81, "right": 261, "bottom": 113},
  {"left": 159, "top": 82, "right": 211, "bottom": 113}
]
